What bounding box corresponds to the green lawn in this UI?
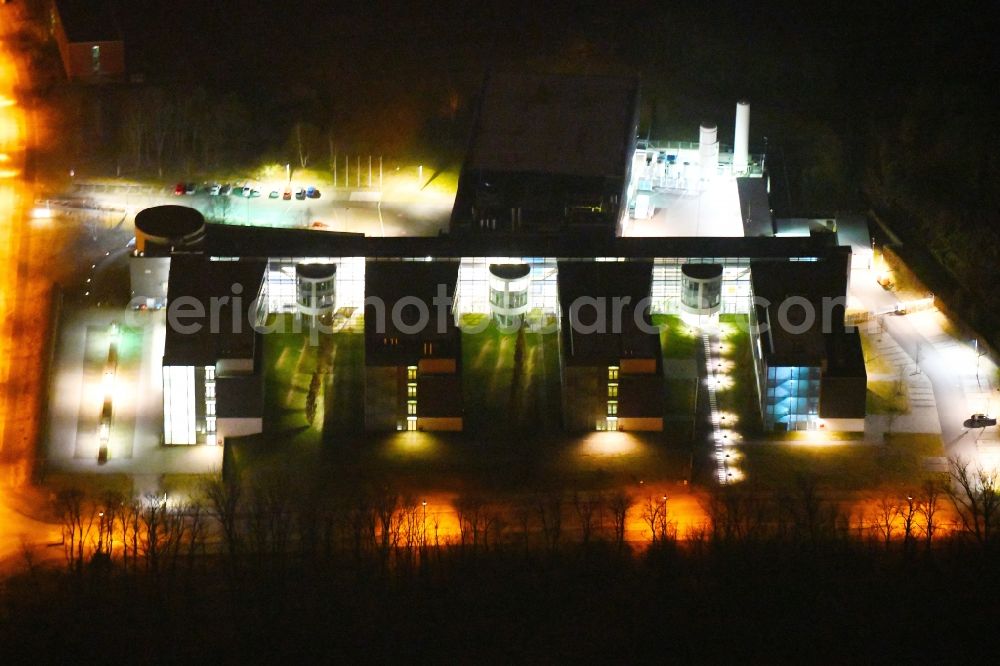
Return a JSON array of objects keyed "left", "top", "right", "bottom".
[
  {"left": 653, "top": 314, "right": 700, "bottom": 360},
  {"left": 263, "top": 314, "right": 364, "bottom": 449},
  {"left": 737, "top": 434, "right": 944, "bottom": 491},
  {"left": 233, "top": 313, "right": 693, "bottom": 495},
  {"left": 460, "top": 314, "right": 562, "bottom": 436}
]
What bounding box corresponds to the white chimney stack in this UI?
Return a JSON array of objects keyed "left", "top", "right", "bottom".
[
  {"left": 733, "top": 100, "right": 750, "bottom": 175},
  {"left": 699, "top": 122, "right": 718, "bottom": 183}
]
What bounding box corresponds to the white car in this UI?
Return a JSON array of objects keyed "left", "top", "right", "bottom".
[{"left": 208, "top": 183, "right": 221, "bottom": 196}]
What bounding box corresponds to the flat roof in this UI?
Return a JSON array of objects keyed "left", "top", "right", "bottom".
[
  {"left": 466, "top": 71, "right": 639, "bottom": 179},
  {"left": 163, "top": 256, "right": 266, "bottom": 366},
  {"left": 364, "top": 260, "right": 460, "bottom": 366},
  {"left": 751, "top": 251, "right": 851, "bottom": 366},
  {"left": 557, "top": 261, "right": 660, "bottom": 366},
  {"left": 204, "top": 222, "right": 842, "bottom": 260},
  {"left": 736, "top": 177, "right": 774, "bottom": 237},
  {"left": 55, "top": 0, "right": 122, "bottom": 42}
]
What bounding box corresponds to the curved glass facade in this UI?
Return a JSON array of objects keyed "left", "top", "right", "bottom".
[
  {"left": 680, "top": 263, "right": 723, "bottom": 315},
  {"left": 488, "top": 264, "right": 531, "bottom": 330},
  {"left": 295, "top": 263, "right": 337, "bottom": 317}
]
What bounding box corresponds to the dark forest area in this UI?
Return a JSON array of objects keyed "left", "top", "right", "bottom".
[{"left": 4, "top": 462, "right": 1000, "bottom": 662}]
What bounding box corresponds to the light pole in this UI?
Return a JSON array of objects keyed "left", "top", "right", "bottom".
[
  {"left": 660, "top": 495, "right": 669, "bottom": 541},
  {"left": 421, "top": 500, "right": 427, "bottom": 548}
]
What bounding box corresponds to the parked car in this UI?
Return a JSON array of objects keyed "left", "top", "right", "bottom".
[
  {"left": 184, "top": 183, "right": 197, "bottom": 195},
  {"left": 268, "top": 189, "right": 280, "bottom": 199},
  {"left": 294, "top": 187, "right": 306, "bottom": 200},
  {"left": 306, "top": 186, "right": 320, "bottom": 199},
  {"left": 173, "top": 182, "right": 186, "bottom": 196},
  {"left": 208, "top": 183, "right": 221, "bottom": 196},
  {"left": 220, "top": 183, "right": 233, "bottom": 196},
  {"left": 282, "top": 187, "right": 292, "bottom": 200}
]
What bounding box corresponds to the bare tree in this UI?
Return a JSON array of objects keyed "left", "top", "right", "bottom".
[
  {"left": 947, "top": 456, "right": 1000, "bottom": 547},
  {"left": 641, "top": 496, "right": 664, "bottom": 543},
  {"left": 204, "top": 475, "right": 243, "bottom": 567},
  {"left": 53, "top": 488, "right": 94, "bottom": 572},
  {"left": 917, "top": 478, "right": 943, "bottom": 549},
  {"left": 536, "top": 494, "right": 563, "bottom": 551},
  {"left": 573, "top": 492, "right": 602, "bottom": 545},
  {"left": 139, "top": 494, "right": 167, "bottom": 574},
  {"left": 870, "top": 494, "right": 901, "bottom": 549},
  {"left": 455, "top": 495, "right": 487, "bottom": 550},
  {"left": 608, "top": 491, "right": 632, "bottom": 551}
]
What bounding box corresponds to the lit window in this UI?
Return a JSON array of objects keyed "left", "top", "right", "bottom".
[
  {"left": 91, "top": 44, "right": 101, "bottom": 74},
  {"left": 206, "top": 400, "right": 215, "bottom": 416},
  {"left": 608, "top": 383, "right": 618, "bottom": 398},
  {"left": 407, "top": 366, "right": 417, "bottom": 380},
  {"left": 608, "top": 366, "right": 619, "bottom": 381},
  {"left": 407, "top": 401, "right": 417, "bottom": 416},
  {"left": 607, "top": 401, "right": 618, "bottom": 416},
  {"left": 407, "top": 383, "right": 417, "bottom": 398}
]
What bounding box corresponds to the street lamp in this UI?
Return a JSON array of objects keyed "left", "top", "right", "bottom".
[{"left": 421, "top": 500, "right": 427, "bottom": 547}]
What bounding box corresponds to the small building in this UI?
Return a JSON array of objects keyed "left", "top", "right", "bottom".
[
  {"left": 130, "top": 205, "right": 206, "bottom": 309},
  {"left": 363, "top": 260, "right": 462, "bottom": 431},
  {"left": 295, "top": 263, "right": 338, "bottom": 322},
  {"left": 749, "top": 250, "right": 867, "bottom": 431},
  {"left": 51, "top": 0, "right": 126, "bottom": 82},
  {"left": 488, "top": 263, "right": 531, "bottom": 330},
  {"left": 161, "top": 256, "right": 267, "bottom": 445},
  {"left": 557, "top": 261, "right": 664, "bottom": 432},
  {"left": 450, "top": 71, "right": 640, "bottom": 240}
]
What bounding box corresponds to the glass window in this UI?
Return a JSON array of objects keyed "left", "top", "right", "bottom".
[
  {"left": 407, "top": 383, "right": 417, "bottom": 398},
  {"left": 608, "top": 366, "right": 619, "bottom": 381},
  {"left": 608, "top": 384, "right": 618, "bottom": 398},
  {"left": 407, "top": 401, "right": 417, "bottom": 416},
  {"left": 607, "top": 401, "right": 618, "bottom": 416},
  {"left": 407, "top": 366, "right": 417, "bottom": 380}
]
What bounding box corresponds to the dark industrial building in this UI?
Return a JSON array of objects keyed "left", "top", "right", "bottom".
[
  {"left": 557, "top": 261, "right": 664, "bottom": 432},
  {"left": 749, "top": 250, "right": 867, "bottom": 431},
  {"left": 450, "top": 71, "right": 640, "bottom": 240},
  {"left": 51, "top": 0, "right": 126, "bottom": 82},
  {"left": 363, "top": 260, "right": 463, "bottom": 432},
  {"left": 161, "top": 255, "right": 267, "bottom": 445}
]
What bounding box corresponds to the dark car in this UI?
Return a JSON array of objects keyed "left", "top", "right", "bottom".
[
  {"left": 220, "top": 183, "right": 233, "bottom": 196},
  {"left": 965, "top": 413, "right": 998, "bottom": 428},
  {"left": 294, "top": 187, "right": 306, "bottom": 200},
  {"left": 184, "top": 183, "right": 197, "bottom": 195},
  {"left": 306, "top": 186, "right": 320, "bottom": 199}
]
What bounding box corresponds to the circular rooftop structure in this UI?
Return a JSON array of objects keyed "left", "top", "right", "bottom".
[
  {"left": 134, "top": 205, "right": 206, "bottom": 254},
  {"left": 295, "top": 262, "right": 337, "bottom": 318},
  {"left": 295, "top": 263, "right": 338, "bottom": 280},
  {"left": 680, "top": 263, "right": 723, "bottom": 317},
  {"left": 488, "top": 263, "right": 531, "bottom": 280},
  {"left": 681, "top": 263, "right": 723, "bottom": 281}
]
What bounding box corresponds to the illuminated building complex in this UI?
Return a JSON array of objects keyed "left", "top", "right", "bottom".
[{"left": 130, "top": 74, "right": 869, "bottom": 445}]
